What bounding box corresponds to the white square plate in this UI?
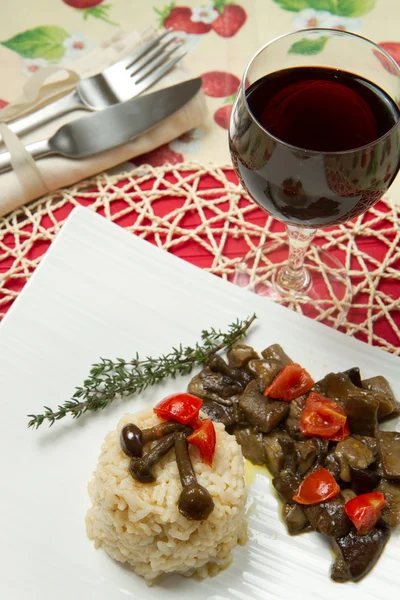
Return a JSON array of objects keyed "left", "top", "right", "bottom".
[{"left": 0, "top": 207, "right": 399, "bottom": 600}]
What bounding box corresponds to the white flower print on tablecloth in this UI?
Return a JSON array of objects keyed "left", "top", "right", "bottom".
[
  {"left": 170, "top": 128, "right": 204, "bottom": 155},
  {"left": 191, "top": 5, "right": 219, "bottom": 25},
  {"left": 170, "top": 31, "right": 201, "bottom": 54},
  {"left": 62, "top": 32, "right": 96, "bottom": 62},
  {"left": 292, "top": 9, "right": 361, "bottom": 33},
  {"left": 21, "top": 57, "right": 49, "bottom": 77}
]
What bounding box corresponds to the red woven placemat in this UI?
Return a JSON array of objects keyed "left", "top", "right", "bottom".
[{"left": 0, "top": 163, "right": 399, "bottom": 353}]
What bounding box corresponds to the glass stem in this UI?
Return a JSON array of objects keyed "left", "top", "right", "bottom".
[{"left": 275, "top": 224, "right": 316, "bottom": 293}]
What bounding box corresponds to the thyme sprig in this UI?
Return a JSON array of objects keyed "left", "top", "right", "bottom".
[{"left": 28, "top": 314, "right": 256, "bottom": 429}]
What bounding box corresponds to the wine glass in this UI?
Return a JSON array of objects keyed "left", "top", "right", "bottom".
[{"left": 229, "top": 29, "right": 400, "bottom": 325}]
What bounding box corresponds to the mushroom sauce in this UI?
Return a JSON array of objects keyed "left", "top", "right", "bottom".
[
  {"left": 119, "top": 343, "right": 400, "bottom": 583},
  {"left": 186, "top": 343, "right": 400, "bottom": 583}
]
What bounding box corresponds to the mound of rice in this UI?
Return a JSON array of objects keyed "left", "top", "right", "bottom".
[{"left": 86, "top": 408, "right": 247, "bottom": 583}]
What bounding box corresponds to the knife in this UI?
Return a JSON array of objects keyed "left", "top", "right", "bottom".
[{"left": 0, "top": 78, "right": 202, "bottom": 174}]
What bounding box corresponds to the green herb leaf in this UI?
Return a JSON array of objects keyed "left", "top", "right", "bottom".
[
  {"left": 27, "top": 314, "right": 257, "bottom": 429},
  {"left": 289, "top": 36, "right": 329, "bottom": 55},
  {"left": 1, "top": 26, "right": 69, "bottom": 61}
]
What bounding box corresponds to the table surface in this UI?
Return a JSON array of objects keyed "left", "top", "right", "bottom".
[
  {"left": 0, "top": 0, "right": 399, "bottom": 353},
  {"left": 0, "top": 0, "right": 400, "bottom": 198}
]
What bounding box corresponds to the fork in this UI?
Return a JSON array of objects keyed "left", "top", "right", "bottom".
[{"left": 7, "top": 30, "right": 186, "bottom": 138}]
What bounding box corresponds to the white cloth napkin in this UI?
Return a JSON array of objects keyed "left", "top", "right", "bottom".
[{"left": 0, "top": 29, "right": 207, "bottom": 217}]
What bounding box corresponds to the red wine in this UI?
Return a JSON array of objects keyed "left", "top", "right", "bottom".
[
  {"left": 251, "top": 67, "right": 396, "bottom": 152},
  {"left": 229, "top": 66, "right": 400, "bottom": 227}
]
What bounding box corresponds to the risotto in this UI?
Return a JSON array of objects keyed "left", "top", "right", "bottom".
[{"left": 86, "top": 408, "right": 247, "bottom": 583}]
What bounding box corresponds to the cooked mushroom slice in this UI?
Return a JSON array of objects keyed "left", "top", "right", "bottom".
[
  {"left": 282, "top": 395, "right": 307, "bottom": 440},
  {"left": 227, "top": 343, "right": 259, "bottom": 369},
  {"left": 239, "top": 380, "right": 289, "bottom": 433},
  {"left": 349, "top": 467, "right": 381, "bottom": 495},
  {"left": 120, "top": 422, "right": 188, "bottom": 458},
  {"left": 245, "top": 344, "right": 292, "bottom": 391},
  {"left": 376, "top": 431, "right": 400, "bottom": 479},
  {"left": 315, "top": 367, "right": 362, "bottom": 393},
  {"left": 353, "top": 435, "right": 378, "bottom": 455},
  {"left": 320, "top": 372, "right": 379, "bottom": 436},
  {"left": 334, "top": 436, "right": 376, "bottom": 482},
  {"left": 313, "top": 437, "right": 330, "bottom": 466},
  {"left": 201, "top": 366, "right": 243, "bottom": 398},
  {"left": 340, "top": 489, "right": 356, "bottom": 503},
  {"left": 206, "top": 353, "right": 232, "bottom": 375},
  {"left": 272, "top": 469, "right": 301, "bottom": 504},
  {"left": 375, "top": 460, "right": 386, "bottom": 477},
  {"left": 261, "top": 344, "right": 292, "bottom": 366},
  {"left": 187, "top": 373, "right": 234, "bottom": 406},
  {"left": 312, "top": 378, "right": 328, "bottom": 396},
  {"left": 362, "top": 375, "right": 400, "bottom": 421},
  {"left": 263, "top": 431, "right": 293, "bottom": 476},
  {"left": 324, "top": 452, "right": 341, "bottom": 479},
  {"left": 377, "top": 479, "right": 400, "bottom": 527},
  {"left": 200, "top": 399, "right": 236, "bottom": 428},
  {"left": 280, "top": 436, "right": 297, "bottom": 473},
  {"left": 234, "top": 368, "right": 253, "bottom": 388},
  {"left": 305, "top": 497, "right": 351, "bottom": 538},
  {"left": 232, "top": 398, "right": 249, "bottom": 427},
  {"left": 295, "top": 440, "right": 317, "bottom": 475},
  {"left": 315, "top": 367, "right": 361, "bottom": 394},
  {"left": 188, "top": 374, "right": 206, "bottom": 397},
  {"left": 129, "top": 432, "right": 177, "bottom": 483},
  {"left": 343, "top": 367, "right": 362, "bottom": 388},
  {"left": 207, "top": 353, "right": 252, "bottom": 387},
  {"left": 330, "top": 556, "right": 351, "bottom": 583},
  {"left": 331, "top": 525, "right": 390, "bottom": 582},
  {"left": 246, "top": 359, "right": 283, "bottom": 391},
  {"left": 234, "top": 428, "right": 266, "bottom": 465},
  {"left": 175, "top": 431, "right": 214, "bottom": 521},
  {"left": 282, "top": 503, "right": 309, "bottom": 535}
]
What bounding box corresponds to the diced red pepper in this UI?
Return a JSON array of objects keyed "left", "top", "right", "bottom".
[
  {"left": 154, "top": 393, "right": 202, "bottom": 425},
  {"left": 293, "top": 467, "right": 340, "bottom": 505},
  {"left": 344, "top": 492, "right": 386, "bottom": 535},
  {"left": 187, "top": 419, "right": 216, "bottom": 466},
  {"left": 299, "top": 392, "right": 350, "bottom": 441},
  {"left": 264, "top": 363, "right": 314, "bottom": 402}
]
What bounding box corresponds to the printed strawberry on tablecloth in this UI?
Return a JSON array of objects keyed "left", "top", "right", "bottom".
[
  {"left": 155, "top": 1, "right": 247, "bottom": 37},
  {"left": 142, "top": 0, "right": 400, "bottom": 167}
]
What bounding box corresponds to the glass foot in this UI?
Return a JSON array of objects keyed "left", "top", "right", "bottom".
[{"left": 231, "top": 241, "right": 351, "bottom": 328}]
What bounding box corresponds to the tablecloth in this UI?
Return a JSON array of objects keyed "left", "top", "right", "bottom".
[
  {"left": 1, "top": 0, "right": 400, "bottom": 186},
  {"left": 0, "top": 0, "right": 399, "bottom": 351}
]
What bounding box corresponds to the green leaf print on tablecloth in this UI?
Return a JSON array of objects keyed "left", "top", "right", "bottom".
[
  {"left": 1, "top": 26, "right": 69, "bottom": 61},
  {"left": 289, "top": 36, "right": 329, "bottom": 55},
  {"left": 275, "top": 0, "right": 377, "bottom": 55},
  {"left": 334, "top": 0, "right": 376, "bottom": 16},
  {"left": 273, "top": 0, "right": 376, "bottom": 17},
  {"left": 273, "top": 0, "right": 311, "bottom": 10}
]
